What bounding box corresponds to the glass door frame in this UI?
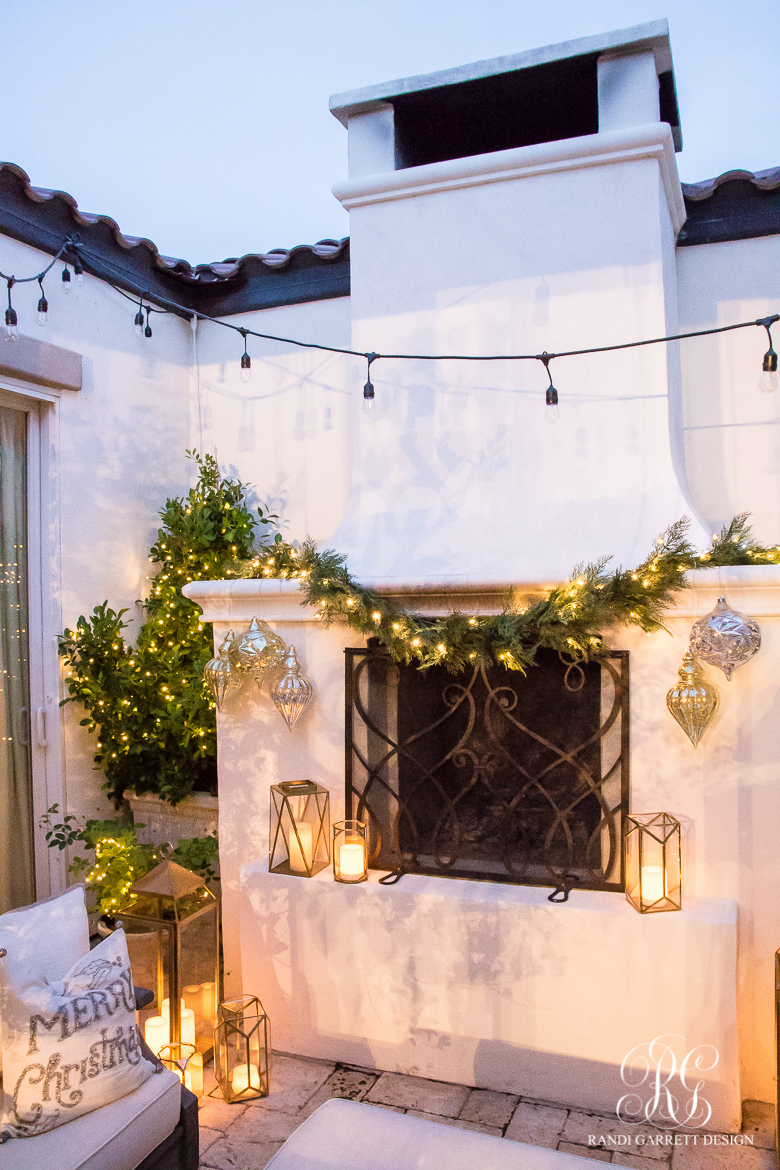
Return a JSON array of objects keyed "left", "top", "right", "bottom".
[{"left": 0, "top": 380, "right": 66, "bottom": 899}]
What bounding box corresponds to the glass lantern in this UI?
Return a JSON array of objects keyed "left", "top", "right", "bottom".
[
  {"left": 624, "top": 812, "right": 682, "bottom": 913},
  {"left": 333, "top": 819, "right": 368, "bottom": 883},
  {"left": 214, "top": 995, "right": 270, "bottom": 1103},
  {"left": 157, "top": 1041, "right": 204, "bottom": 1097},
  {"left": 269, "top": 780, "right": 330, "bottom": 877},
  {"left": 117, "top": 859, "right": 219, "bottom": 1058}
]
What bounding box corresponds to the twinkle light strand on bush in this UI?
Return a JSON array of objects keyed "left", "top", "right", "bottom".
[{"left": 0, "top": 234, "right": 777, "bottom": 416}]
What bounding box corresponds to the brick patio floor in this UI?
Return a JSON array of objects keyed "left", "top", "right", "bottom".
[{"left": 197, "top": 1053, "right": 777, "bottom": 1169}]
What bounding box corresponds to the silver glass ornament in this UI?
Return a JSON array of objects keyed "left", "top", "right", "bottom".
[
  {"left": 204, "top": 630, "right": 241, "bottom": 710},
  {"left": 270, "top": 645, "right": 314, "bottom": 731},
  {"left": 689, "top": 596, "right": 761, "bottom": 681},
  {"left": 235, "top": 617, "right": 286, "bottom": 676}
]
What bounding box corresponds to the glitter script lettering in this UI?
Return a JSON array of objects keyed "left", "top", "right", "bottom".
[{"left": 617, "top": 1035, "right": 718, "bottom": 1129}]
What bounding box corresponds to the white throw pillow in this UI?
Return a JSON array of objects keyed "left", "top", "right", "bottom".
[
  {"left": 0, "top": 928, "right": 156, "bottom": 1140},
  {"left": 0, "top": 885, "right": 91, "bottom": 1081}
]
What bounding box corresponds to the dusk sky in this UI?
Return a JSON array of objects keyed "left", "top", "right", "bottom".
[{"left": 2, "top": 1, "right": 777, "bottom": 263}]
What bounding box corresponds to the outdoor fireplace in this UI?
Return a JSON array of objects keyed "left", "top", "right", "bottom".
[{"left": 346, "top": 646, "right": 628, "bottom": 891}]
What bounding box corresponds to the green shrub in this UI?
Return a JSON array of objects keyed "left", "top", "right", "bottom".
[{"left": 58, "top": 452, "right": 269, "bottom": 805}]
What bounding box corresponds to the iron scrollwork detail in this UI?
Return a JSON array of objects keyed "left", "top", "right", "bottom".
[{"left": 345, "top": 646, "right": 629, "bottom": 893}]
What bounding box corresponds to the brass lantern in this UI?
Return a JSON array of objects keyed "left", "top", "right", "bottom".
[
  {"left": 117, "top": 860, "right": 219, "bottom": 1058},
  {"left": 624, "top": 812, "right": 682, "bottom": 913},
  {"left": 214, "top": 995, "right": 270, "bottom": 1103},
  {"left": 269, "top": 780, "right": 330, "bottom": 877}
]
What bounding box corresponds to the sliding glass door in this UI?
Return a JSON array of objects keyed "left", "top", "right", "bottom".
[{"left": 0, "top": 404, "right": 35, "bottom": 912}]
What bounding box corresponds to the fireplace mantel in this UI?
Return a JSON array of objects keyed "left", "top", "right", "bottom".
[{"left": 185, "top": 563, "right": 780, "bottom": 623}]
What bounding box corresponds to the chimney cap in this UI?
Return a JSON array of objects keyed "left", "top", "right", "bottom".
[{"left": 330, "top": 19, "right": 673, "bottom": 126}]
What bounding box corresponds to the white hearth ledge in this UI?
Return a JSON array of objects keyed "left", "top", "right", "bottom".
[
  {"left": 239, "top": 863, "right": 739, "bottom": 1129},
  {"left": 184, "top": 564, "right": 780, "bottom": 622}
]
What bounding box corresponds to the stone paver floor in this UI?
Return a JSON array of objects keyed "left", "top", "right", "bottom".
[{"left": 197, "top": 1053, "right": 777, "bottom": 1169}]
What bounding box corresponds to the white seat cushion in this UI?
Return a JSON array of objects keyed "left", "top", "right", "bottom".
[
  {"left": 265, "top": 1098, "right": 597, "bottom": 1169},
  {"left": 0, "top": 1067, "right": 181, "bottom": 1170}
]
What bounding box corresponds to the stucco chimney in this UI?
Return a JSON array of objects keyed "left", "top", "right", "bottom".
[{"left": 329, "top": 22, "right": 705, "bottom": 585}]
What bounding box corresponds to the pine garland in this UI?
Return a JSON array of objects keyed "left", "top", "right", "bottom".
[{"left": 231, "top": 514, "right": 780, "bottom": 674}]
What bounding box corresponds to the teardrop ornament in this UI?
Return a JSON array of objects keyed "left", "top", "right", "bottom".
[
  {"left": 666, "top": 649, "right": 719, "bottom": 748},
  {"left": 270, "top": 645, "right": 314, "bottom": 731},
  {"left": 203, "top": 630, "right": 242, "bottom": 710},
  {"left": 689, "top": 596, "right": 761, "bottom": 681},
  {"left": 235, "top": 617, "right": 287, "bottom": 675}
]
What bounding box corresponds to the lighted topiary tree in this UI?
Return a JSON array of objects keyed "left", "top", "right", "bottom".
[{"left": 60, "top": 452, "right": 270, "bottom": 806}]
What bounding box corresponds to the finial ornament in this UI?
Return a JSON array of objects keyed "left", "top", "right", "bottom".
[
  {"left": 270, "top": 645, "right": 314, "bottom": 731},
  {"left": 666, "top": 649, "right": 719, "bottom": 747}
]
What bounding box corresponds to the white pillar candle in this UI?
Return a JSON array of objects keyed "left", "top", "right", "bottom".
[
  {"left": 339, "top": 842, "right": 365, "bottom": 877},
  {"left": 144, "top": 1015, "right": 169, "bottom": 1055},
  {"left": 288, "top": 822, "right": 313, "bottom": 873},
  {"left": 160, "top": 999, "right": 196, "bottom": 1046},
  {"left": 181, "top": 1008, "right": 196, "bottom": 1047},
  {"left": 201, "top": 982, "right": 216, "bottom": 1021},
  {"left": 231, "top": 1063, "right": 262, "bottom": 1094},
  {"left": 185, "top": 1053, "right": 204, "bottom": 1097},
  {"left": 641, "top": 865, "right": 665, "bottom": 904}
]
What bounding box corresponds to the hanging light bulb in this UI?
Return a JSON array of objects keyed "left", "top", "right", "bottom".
[
  {"left": 4, "top": 307, "right": 18, "bottom": 341},
  {"left": 61, "top": 266, "right": 72, "bottom": 294},
  {"left": 759, "top": 315, "right": 778, "bottom": 393},
  {"left": 73, "top": 257, "right": 85, "bottom": 286},
  {"left": 759, "top": 347, "right": 778, "bottom": 394},
  {"left": 540, "top": 352, "right": 559, "bottom": 421},
  {"left": 4, "top": 280, "right": 18, "bottom": 340},
  {"left": 362, "top": 351, "right": 378, "bottom": 415},
  {"left": 240, "top": 333, "right": 252, "bottom": 383},
  {"left": 37, "top": 279, "right": 48, "bottom": 326},
  {"left": 134, "top": 306, "right": 145, "bottom": 336},
  {"left": 144, "top": 308, "right": 152, "bottom": 338}
]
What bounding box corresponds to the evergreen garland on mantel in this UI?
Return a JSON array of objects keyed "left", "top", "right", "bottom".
[{"left": 231, "top": 513, "right": 780, "bottom": 675}]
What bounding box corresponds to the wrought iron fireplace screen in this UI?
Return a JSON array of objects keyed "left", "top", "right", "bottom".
[{"left": 345, "top": 646, "right": 629, "bottom": 891}]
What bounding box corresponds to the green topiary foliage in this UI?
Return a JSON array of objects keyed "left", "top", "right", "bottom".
[{"left": 59, "top": 452, "right": 270, "bottom": 806}]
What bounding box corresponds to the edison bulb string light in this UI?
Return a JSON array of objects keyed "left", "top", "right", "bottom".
[{"left": 0, "top": 233, "right": 777, "bottom": 418}]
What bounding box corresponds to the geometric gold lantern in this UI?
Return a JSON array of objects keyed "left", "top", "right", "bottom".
[
  {"left": 624, "top": 812, "right": 682, "bottom": 913},
  {"left": 214, "top": 995, "right": 270, "bottom": 1103},
  {"left": 666, "top": 649, "right": 719, "bottom": 748},
  {"left": 269, "top": 780, "right": 330, "bottom": 877},
  {"left": 117, "top": 859, "right": 219, "bottom": 1058}
]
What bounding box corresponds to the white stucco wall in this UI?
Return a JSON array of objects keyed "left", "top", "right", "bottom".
[
  {"left": 677, "top": 234, "right": 780, "bottom": 541},
  {"left": 0, "top": 235, "right": 196, "bottom": 826}
]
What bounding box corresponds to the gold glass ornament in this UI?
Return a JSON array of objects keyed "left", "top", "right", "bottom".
[
  {"left": 204, "top": 630, "right": 241, "bottom": 710},
  {"left": 270, "top": 645, "right": 314, "bottom": 730},
  {"left": 235, "top": 617, "right": 286, "bottom": 676},
  {"left": 666, "top": 650, "right": 719, "bottom": 748},
  {"left": 689, "top": 596, "right": 761, "bottom": 681}
]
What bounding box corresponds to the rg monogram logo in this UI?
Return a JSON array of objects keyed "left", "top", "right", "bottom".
[{"left": 617, "top": 1035, "right": 718, "bottom": 1129}]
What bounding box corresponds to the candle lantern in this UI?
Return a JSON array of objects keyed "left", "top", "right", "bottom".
[
  {"left": 214, "top": 995, "right": 270, "bottom": 1103},
  {"left": 269, "top": 780, "right": 330, "bottom": 877},
  {"left": 624, "top": 812, "right": 682, "bottom": 913},
  {"left": 118, "top": 859, "right": 219, "bottom": 1058},
  {"left": 333, "top": 820, "right": 368, "bottom": 883},
  {"left": 157, "top": 1042, "right": 204, "bottom": 1097}
]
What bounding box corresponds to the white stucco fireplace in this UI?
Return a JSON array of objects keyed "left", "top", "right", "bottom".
[{"left": 184, "top": 22, "right": 780, "bottom": 1131}]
